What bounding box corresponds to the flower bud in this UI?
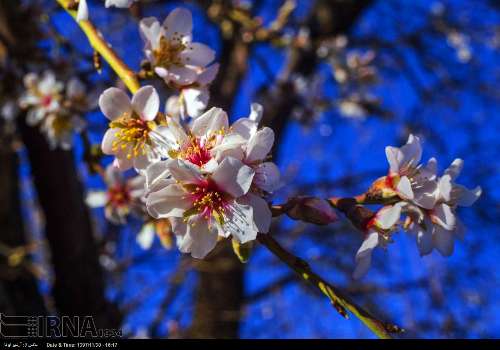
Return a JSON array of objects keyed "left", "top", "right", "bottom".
[{"left": 287, "top": 197, "right": 337, "bottom": 225}]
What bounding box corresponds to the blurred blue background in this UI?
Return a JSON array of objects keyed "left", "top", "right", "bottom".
[{"left": 18, "top": 0, "right": 500, "bottom": 338}]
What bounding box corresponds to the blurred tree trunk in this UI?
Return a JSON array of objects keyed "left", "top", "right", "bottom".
[
  {"left": 0, "top": 132, "right": 48, "bottom": 327},
  {"left": 187, "top": 0, "right": 373, "bottom": 338},
  {"left": 18, "top": 118, "right": 122, "bottom": 330}
]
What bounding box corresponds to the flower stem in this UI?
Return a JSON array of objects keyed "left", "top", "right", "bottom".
[
  {"left": 55, "top": 0, "right": 141, "bottom": 94},
  {"left": 257, "top": 233, "right": 403, "bottom": 339}
]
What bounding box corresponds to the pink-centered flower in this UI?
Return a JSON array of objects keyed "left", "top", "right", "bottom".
[
  {"left": 404, "top": 158, "right": 481, "bottom": 257},
  {"left": 161, "top": 107, "right": 247, "bottom": 172},
  {"left": 99, "top": 85, "right": 168, "bottom": 171},
  {"left": 139, "top": 8, "right": 219, "bottom": 90},
  {"left": 145, "top": 157, "right": 271, "bottom": 258},
  {"left": 86, "top": 164, "right": 146, "bottom": 225},
  {"left": 19, "top": 71, "right": 63, "bottom": 126}
]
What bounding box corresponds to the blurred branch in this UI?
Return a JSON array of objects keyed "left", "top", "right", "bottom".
[
  {"left": 56, "top": 0, "right": 140, "bottom": 93},
  {"left": 257, "top": 233, "right": 403, "bottom": 339}
]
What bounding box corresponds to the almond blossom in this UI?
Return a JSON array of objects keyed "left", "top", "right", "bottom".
[
  {"left": 139, "top": 8, "right": 219, "bottom": 116},
  {"left": 383, "top": 134, "right": 439, "bottom": 209},
  {"left": 145, "top": 157, "right": 271, "bottom": 258},
  {"left": 86, "top": 164, "right": 146, "bottom": 225},
  {"left": 404, "top": 158, "right": 481, "bottom": 257},
  {"left": 99, "top": 85, "right": 169, "bottom": 171},
  {"left": 19, "top": 71, "right": 63, "bottom": 126},
  {"left": 160, "top": 107, "right": 246, "bottom": 172},
  {"left": 353, "top": 202, "right": 404, "bottom": 279},
  {"left": 229, "top": 104, "right": 281, "bottom": 193}
]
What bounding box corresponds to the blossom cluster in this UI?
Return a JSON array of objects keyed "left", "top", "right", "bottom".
[
  {"left": 18, "top": 71, "right": 90, "bottom": 150},
  {"left": 353, "top": 135, "right": 482, "bottom": 279}
]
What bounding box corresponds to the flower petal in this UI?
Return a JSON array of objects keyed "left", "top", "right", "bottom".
[
  {"left": 77, "top": 0, "right": 89, "bottom": 22},
  {"left": 254, "top": 162, "right": 281, "bottom": 193},
  {"left": 246, "top": 127, "right": 274, "bottom": 163},
  {"left": 101, "top": 128, "right": 118, "bottom": 155},
  {"left": 163, "top": 8, "right": 193, "bottom": 42},
  {"left": 224, "top": 200, "right": 259, "bottom": 243},
  {"left": 167, "top": 159, "right": 204, "bottom": 184},
  {"left": 433, "top": 226, "right": 454, "bottom": 257},
  {"left": 132, "top": 86, "right": 159, "bottom": 121},
  {"left": 444, "top": 158, "right": 463, "bottom": 181},
  {"left": 197, "top": 63, "right": 219, "bottom": 85},
  {"left": 181, "top": 42, "right": 215, "bottom": 67},
  {"left": 99, "top": 88, "right": 132, "bottom": 121},
  {"left": 85, "top": 191, "right": 107, "bottom": 208},
  {"left": 146, "top": 184, "right": 190, "bottom": 218},
  {"left": 139, "top": 17, "right": 162, "bottom": 49},
  {"left": 245, "top": 193, "right": 272, "bottom": 233},
  {"left": 396, "top": 176, "right": 414, "bottom": 199},
  {"left": 353, "top": 230, "right": 379, "bottom": 279},
  {"left": 178, "top": 217, "right": 218, "bottom": 259},
  {"left": 431, "top": 203, "right": 456, "bottom": 230},
  {"left": 455, "top": 185, "right": 482, "bottom": 207},
  {"left": 212, "top": 157, "right": 254, "bottom": 198},
  {"left": 191, "top": 107, "right": 228, "bottom": 137},
  {"left": 375, "top": 203, "right": 403, "bottom": 230},
  {"left": 137, "top": 223, "right": 155, "bottom": 250},
  {"left": 182, "top": 87, "right": 209, "bottom": 118}
]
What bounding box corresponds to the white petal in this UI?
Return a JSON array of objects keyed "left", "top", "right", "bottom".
[
  {"left": 182, "top": 87, "right": 209, "bottom": 118},
  {"left": 145, "top": 160, "right": 172, "bottom": 191},
  {"left": 165, "top": 66, "right": 198, "bottom": 85},
  {"left": 375, "top": 203, "right": 403, "bottom": 229},
  {"left": 412, "top": 180, "right": 438, "bottom": 209},
  {"left": 131, "top": 86, "right": 159, "bottom": 121},
  {"left": 77, "top": 0, "right": 89, "bottom": 21},
  {"left": 146, "top": 184, "right": 190, "bottom": 218},
  {"left": 211, "top": 157, "right": 254, "bottom": 198},
  {"left": 139, "top": 17, "right": 162, "bottom": 49},
  {"left": 105, "top": 0, "right": 135, "bottom": 8},
  {"left": 353, "top": 230, "right": 379, "bottom": 279},
  {"left": 444, "top": 158, "right": 463, "bottom": 181},
  {"left": 246, "top": 193, "right": 272, "bottom": 233},
  {"left": 231, "top": 118, "right": 258, "bottom": 140},
  {"left": 197, "top": 63, "right": 219, "bottom": 85},
  {"left": 437, "top": 175, "right": 453, "bottom": 202},
  {"left": 178, "top": 217, "right": 218, "bottom": 259},
  {"left": 416, "top": 224, "right": 433, "bottom": 256},
  {"left": 385, "top": 146, "right": 403, "bottom": 174},
  {"left": 191, "top": 107, "right": 228, "bottom": 137},
  {"left": 99, "top": 88, "right": 131, "bottom": 121},
  {"left": 396, "top": 176, "right": 414, "bottom": 199},
  {"left": 163, "top": 8, "right": 193, "bottom": 42},
  {"left": 67, "top": 78, "right": 85, "bottom": 99},
  {"left": 137, "top": 224, "right": 155, "bottom": 250},
  {"left": 249, "top": 103, "right": 263, "bottom": 123},
  {"left": 101, "top": 128, "right": 118, "bottom": 155},
  {"left": 433, "top": 226, "right": 454, "bottom": 257},
  {"left": 431, "top": 203, "right": 456, "bottom": 230},
  {"left": 167, "top": 159, "right": 204, "bottom": 184},
  {"left": 254, "top": 162, "right": 281, "bottom": 193},
  {"left": 85, "top": 191, "right": 107, "bottom": 208},
  {"left": 455, "top": 185, "right": 482, "bottom": 207},
  {"left": 181, "top": 42, "right": 215, "bottom": 67},
  {"left": 223, "top": 200, "right": 258, "bottom": 243},
  {"left": 246, "top": 127, "right": 274, "bottom": 163}
]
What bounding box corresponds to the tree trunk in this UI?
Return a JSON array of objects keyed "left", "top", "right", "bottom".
[{"left": 18, "top": 119, "right": 122, "bottom": 330}]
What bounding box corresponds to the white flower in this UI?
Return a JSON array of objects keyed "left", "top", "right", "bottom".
[
  {"left": 19, "top": 71, "right": 63, "bottom": 126},
  {"left": 105, "top": 0, "right": 137, "bottom": 8},
  {"left": 40, "top": 113, "right": 86, "bottom": 150},
  {"left": 405, "top": 158, "right": 481, "bottom": 257},
  {"left": 385, "top": 134, "right": 439, "bottom": 209},
  {"left": 145, "top": 157, "right": 271, "bottom": 258},
  {"left": 353, "top": 203, "right": 404, "bottom": 279},
  {"left": 76, "top": 0, "right": 89, "bottom": 22},
  {"left": 229, "top": 103, "right": 281, "bottom": 193},
  {"left": 139, "top": 8, "right": 218, "bottom": 88},
  {"left": 99, "top": 85, "right": 169, "bottom": 171},
  {"left": 160, "top": 106, "right": 246, "bottom": 172},
  {"left": 86, "top": 164, "right": 146, "bottom": 224}
]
